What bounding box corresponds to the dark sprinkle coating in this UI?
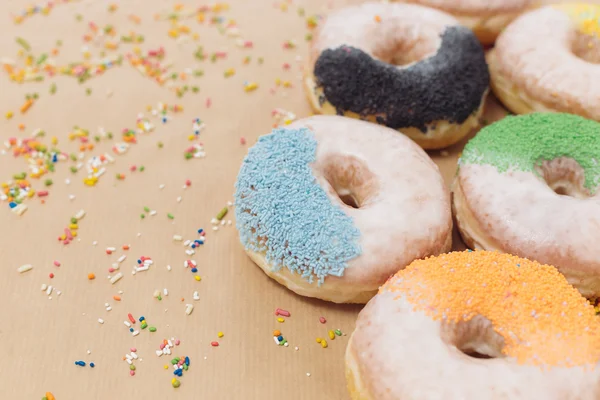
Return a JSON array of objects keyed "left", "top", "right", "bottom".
[{"left": 313, "top": 26, "right": 490, "bottom": 132}]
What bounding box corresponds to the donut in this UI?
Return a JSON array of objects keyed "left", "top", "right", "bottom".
[
  {"left": 453, "top": 113, "right": 600, "bottom": 297},
  {"left": 488, "top": 4, "right": 600, "bottom": 121},
  {"left": 393, "top": 0, "right": 534, "bottom": 45},
  {"left": 304, "top": 2, "right": 490, "bottom": 150},
  {"left": 346, "top": 250, "right": 600, "bottom": 400},
  {"left": 234, "top": 115, "right": 452, "bottom": 303}
]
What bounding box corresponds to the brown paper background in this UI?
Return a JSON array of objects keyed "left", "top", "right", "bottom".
[{"left": 0, "top": 0, "right": 595, "bottom": 399}]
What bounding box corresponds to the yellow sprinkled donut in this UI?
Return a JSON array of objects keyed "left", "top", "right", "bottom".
[{"left": 346, "top": 250, "right": 600, "bottom": 399}]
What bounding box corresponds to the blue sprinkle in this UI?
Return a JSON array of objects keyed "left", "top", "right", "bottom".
[
  {"left": 191, "top": 267, "right": 198, "bottom": 273},
  {"left": 75, "top": 361, "right": 86, "bottom": 367},
  {"left": 191, "top": 244, "right": 196, "bottom": 249},
  {"left": 8, "top": 202, "right": 17, "bottom": 209},
  {"left": 90, "top": 362, "right": 95, "bottom": 368},
  {"left": 184, "top": 356, "right": 190, "bottom": 366},
  {"left": 129, "top": 328, "right": 134, "bottom": 332},
  {"left": 234, "top": 127, "right": 361, "bottom": 284},
  {"left": 277, "top": 335, "right": 283, "bottom": 341},
  {"left": 197, "top": 228, "right": 204, "bottom": 234},
  {"left": 137, "top": 259, "right": 142, "bottom": 264},
  {"left": 139, "top": 316, "right": 145, "bottom": 322}
]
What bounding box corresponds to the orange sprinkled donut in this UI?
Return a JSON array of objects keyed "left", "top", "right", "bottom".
[
  {"left": 347, "top": 250, "right": 600, "bottom": 400},
  {"left": 394, "top": 0, "right": 535, "bottom": 44},
  {"left": 489, "top": 4, "right": 600, "bottom": 120}
]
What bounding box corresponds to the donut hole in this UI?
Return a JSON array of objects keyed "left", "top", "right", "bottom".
[
  {"left": 370, "top": 26, "right": 441, "bottom": 67},
  {"left": 571, "top": 34, "right": 600, "bottom": 64},
  {"left": 320, "top": 154, "right": 379, "bottom": 209},
  {"left": 442, "top": 316, "right": 506, "bottom": 360},
  {"left": 536, "top": 157, "right": 592, "bottom": 199}
]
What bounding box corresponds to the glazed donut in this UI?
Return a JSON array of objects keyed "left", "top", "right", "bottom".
[
  {"left": 346, "top": 250, "right": 600, "bottom": 400},
  {"left": 489, "top": 4, "right": 600, "bottom": 121},
  {"left": 304, "top": 2, "right": 489, "bottom": 150},
  {"left": 393, "top": 0, "right": 534, "bottom": 45},
  {"left": 234, "top": 115, "right": 452, "bottom": 303},
  {"left": 453, "top": 113, "right": 600, "bottom": 297}
]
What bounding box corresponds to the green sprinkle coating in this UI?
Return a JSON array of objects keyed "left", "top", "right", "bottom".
[{"left": 460, "top": 113, "right": 600, "bottom": 191}]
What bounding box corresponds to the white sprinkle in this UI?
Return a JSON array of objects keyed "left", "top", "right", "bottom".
[
  {"left": 92, "top": 241, "right": 98, "bottom": 246},
  {"left": 185, "top": 304, "right": 194, "bottom": 315},
  {"left": 135, "top": 265, "right": 149, "bottom": 272},
  {"left": 17, "top": 264, "right": 33, "bottom": 273},
  {"left": 68, "top": 194, "right": 76, "bottom": 201},
  {"left": 173, "top": 235, "right": 183, "bottom": 241},
  {"left": 306, "top": 373, "right": 311, "bottom": 377},
  {"left": 110, "top": 272, "right": 123, "bottom": 284},
  {"left": 124, "top": 321, "right": 131, "bottom": 327},
  {"left": 284, "top": 342, "right": 289, "bottom": 347},
  {"left": 41, "top": 284, "right": 47, "bottom": 291},
  {"left": 183, "top": 240, "right": 191, "bottom": 247},
  {"left": 56, "top": 290, "right": 62, "bottom": 296},
  {"left": 106, "top": 306, "right": 112, "bottom": 311},
  {"left": 65, "top": 178, "right": 71, "bottom": 185},
  {"left": 163, "top": 288, "right": 168, "bottom": 296},
  {"left": 159, "top": 184, "right": 165, "bottom": 189},
  {"left": 87, "top": 350, "right": 91, "bottom": 355},
  {"left": 176, "top": 196, "right": 182, "bottom": 203},
  {"left": 117, "top": 255, "right": 127, "bottom": 263},
  {"left": 132, "top": 330, "right": 140, "bottom": 336},
  {"left": 106, "top": 247, "right": 116, "bottom": 252},
  {"left": 273, "top": 336, "right": 280, "bottom": 345},
  {"left": 295, "top": 346, "right": 299, "bottom": 351},
  {"left": 227, "top": 201, "right": 233, "bottom": 206},
  {"left": 125, "top": 358, "right": 132, "bottom": 365},
  {"left": 111, "top": 263, "right": 120, "bottom": 270},
  {"left": 74, "top": 209, "right": 86, "bottom": 220},
  {"left": 167, "top": 265, "right": 172, "bottom": 271},
  {"left": 212, "top": 226, "right": 218, "bottom": 231},
  {"left": 185, "top": 249, "right": 195, "bottom": 256},
  {"left": 156, "top": 350, "right": 163, "bottom": 356},
  {"left": 149, "top": 210, "right": 157, "bottom": 216},
  {"left": 98, "top": 318, "right": 104, "bottom": 324},
  {"left": 131, "top": 352, "right": 138, "bottom": 359},
  {"left": 168, "top": 340, "right": 173, "bottom": 347},
  {"left": 46, "top": 285, "right": 53, "bottom": 296},
  {"left": 193, "top": 291, "right": 200, "bottom": 301}
]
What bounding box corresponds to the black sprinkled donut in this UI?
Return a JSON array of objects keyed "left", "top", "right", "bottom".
[{"left": 304, "top": 2, "right": 490, "bottom": 149}]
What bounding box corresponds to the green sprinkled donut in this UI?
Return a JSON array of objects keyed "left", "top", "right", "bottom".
[{"left": 460, "top": 113, "right": 600, "bottom": 191}]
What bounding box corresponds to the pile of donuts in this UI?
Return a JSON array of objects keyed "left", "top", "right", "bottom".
[{"left": 235, "top": 2, "right": 600, "bottom": 399}]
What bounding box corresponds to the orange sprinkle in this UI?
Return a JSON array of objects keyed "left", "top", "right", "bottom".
[
  {"left": 374, "top": 15, "right": 381, "bottom": 23},
  {"left": 122, "top": 244, "right": 130, "bottom": 250},
  {"left": 18, "top": 124, "right": 25, "bottom": 130},
  {"left": 87, "top": 273, "right": 96, "bottom": 280},
  {"left": 273, "top": 330, "right": 281, "bottom": 336},
  {"left": 382, "top": 250, "right": 600, "bottom": 367},
  {"left": 113, "top": 295, "right": 121, "bottom": 301}
]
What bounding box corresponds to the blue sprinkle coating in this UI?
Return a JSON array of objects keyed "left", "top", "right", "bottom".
[{"left": 234, "top": 127, "right": 361, "bottom": 284}]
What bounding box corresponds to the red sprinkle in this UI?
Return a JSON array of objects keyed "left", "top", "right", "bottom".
[
  {"left": 53, "top": 261, "right": 61, "bottom": 267},
  {"left": 128, "top": 313, "right": 136, "bottom": 324},
  {"left": 319, "top": 317, "right": 326, "bottom": 324},
  {"left": 108, "top": 267, "right": 116, "bottom": 273},
  {"left": 185, "top": 179, "right": 191, "bottom": 186},
  {"left": 49, "top": 273, "right": 54, "bottom": 278},
  {"left": 240, "top": 137, "right": 246, "bottom": 145},
  {"left": 106, "top": 249, "right": 113, "bottom": 255},
  {"left": 211, "top": 341, "right": 219, "bottom": 347},
  {"left": 37, "top": 190, "right": 49, "bottom": 197}
]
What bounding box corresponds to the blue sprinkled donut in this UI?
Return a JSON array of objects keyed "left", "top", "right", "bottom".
[{"left": 234, "top": 116, "right": 452, "bottom": 303}]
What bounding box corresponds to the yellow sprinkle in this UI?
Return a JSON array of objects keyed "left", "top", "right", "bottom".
[
  {"left": 69, "top": 223, "right": 78, "bottom": 230},
  {"left": 51, "top": 136, "right": 58, "bottom": 145},
  {"left": 244, "top": 82, "right": 258, "bottom": 92},
  {"left": 320, "top": 339, "right": 328, "bottom": 348},
  {"left": 328, "top": 330, "right": 335, "bottom": 340},
  {"left": 5, "top": 111, "right": 13, "bottom": 119},
  {"left": 554, "top": 4, "right": 600, "bottom": 39},
  {"left": 218, "top": 331, "right": 224, "bottom": 338},
  {"left": 164, "top": 365, "right": 169, "bottom": 369},
  {"left": 315, "top": 338, "right": 322, "bottom": 343},
  {"left": 224, "top": 68, "right": 235, "bottom": 78},
  {"left": 194, "top": 275, "right": 201, "bottom": 281},
  {"left": 187, "top": 134, "right": 196, "bottom": 141}
]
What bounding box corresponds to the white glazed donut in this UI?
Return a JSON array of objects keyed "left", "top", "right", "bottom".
[
  {"left": 346, "top": 250, "right": 600, "bottom": 400},
  {"left": 488, "top": 4, "right": 600, "bottom": 120},
  {"left": 234, "top": 115, "right": 452, "bottom": 303}
]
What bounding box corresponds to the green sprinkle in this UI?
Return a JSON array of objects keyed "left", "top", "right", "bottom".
[
  {"left": 460, "top": 113, "right": 600, "bottom": 191},
  {"left": 49, "top": 83, "right": 57, "bottom": 94},
  {"left": 107, "top": 132, "right": 113, "bottom": 139},
  {"left": 70, "top": 153, "right": 77, "bottom": 161},
  {"left": 94, "top": 135, "right": 101, "bottom": 142},
  {"left": 44, "top": 179, "right": 53, "bottom": 187},
  {"left": 143, "top": 206, "right": 150, "bottom": 212},
  {"left": 172, "top": 379, "right": 181, "bottom": 388},
  {"left": 140, "top": 214, "right": 145, "bottom": 219},
  {"left": 194, "top": 69, "right": 204, "bottom": 77},
  {"left": 305, "top": 33, "right": 313, "bottom": 41},
  {"left": 75, "top": 14, "right": 83, "bottom": 21},
  {"left": 149, "top": 326, "right": 157, "bottom": 332},
  {"left": 13, "top": 172, "right": 26, "bottom": 180},
  {"left": 36, "top": 53, "right": 48, "bottom": 65},
  {"left": 216, "top": 207, "right": 228, "bottom": 221},
  {"left": 167, "top": 213, "right": 174, "bottom": 220},
  {"left": 157, "top": 295, "right": 162, "bottom": 301},
  {"left": 139, "top": 166, "right": 145, "bottom": 172},
  {"left": 86, "top": 88, "right": 92, "bottom": 95},
  {"left": 183, "top": 364, "right": 188, "bottom": 371},
  {"left": 334, "top": 329, "right": 342, "bottom": 336},
  {"left": 185, "top": 152, "right": 193, "bottom": 160},
  {"left": 157, "top": 142, "right": 164, "bottom": 148},
  {"left": 16, "top": 37, "right": 31, "bottom": 51},
  {"left": 171, "top": 358, "right": 179, "bottom": 365},
  {"left": 130, "top": 365, "right": 136, "bottom": 371},
  {"left": 71, "top": 217, "right": 77, "bottom": 224},
  {"left": 192, "top": 86, "right": 200, "bottom": 93}
]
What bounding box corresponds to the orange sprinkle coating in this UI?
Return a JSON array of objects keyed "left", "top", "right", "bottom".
[{"left": 382, "top": 250, "right": 600, "bottom": 367}]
